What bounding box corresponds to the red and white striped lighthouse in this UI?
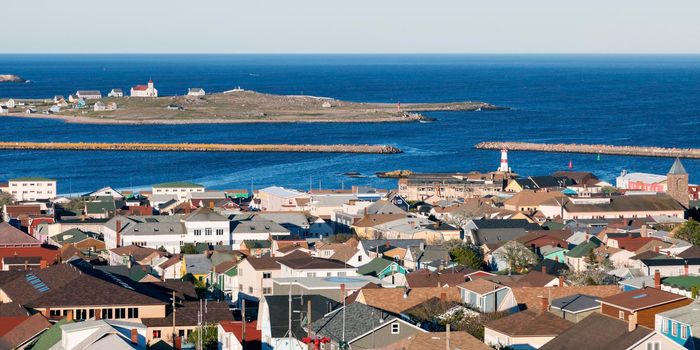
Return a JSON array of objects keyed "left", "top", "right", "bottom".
[{"left": 499, "top": 149, "right": 509, "bottom": 172}]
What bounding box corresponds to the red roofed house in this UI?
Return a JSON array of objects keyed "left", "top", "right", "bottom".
[
  {"left": 130, "top": 79, "right": 158, "bottom": 97},
  {"left": 218, "top": 320, "right": 262, "bottom": 350}
]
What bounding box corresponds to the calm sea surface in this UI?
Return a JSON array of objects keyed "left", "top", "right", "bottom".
[{"left": 1, "top": 54, "right": 699, "bottom": 194}]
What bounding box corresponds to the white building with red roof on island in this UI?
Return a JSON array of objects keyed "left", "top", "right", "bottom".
[{"left": 130, "top": 79, "right": 158, "bottom": 97}]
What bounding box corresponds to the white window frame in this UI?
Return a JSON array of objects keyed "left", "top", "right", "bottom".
[
  {"left": 681, "top": 324, "right": 687, "bottom": 339},
  {"left": 672, "top": 322, "right": 678, "bottom": 336},
  {"left": 391, "top": 323, "right": 400, "bottom": 334},
  {"left": 618, "top": 311, "right": 625, "bottom": 320}
]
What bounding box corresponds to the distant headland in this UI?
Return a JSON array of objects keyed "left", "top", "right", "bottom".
[
  {"left": 1, "top": 80, "right": 505, "bottom": 124},
  {"left": 0, "top": 74, "right": 26, "bottom": 83}
]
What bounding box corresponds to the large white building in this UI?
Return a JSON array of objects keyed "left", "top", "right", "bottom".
[
  {"left": 130, "top": 79, "right": 158, "bottom": 97},
  {"left": 7, "top": 177, "right": 57, "bottom": 201},
  {"left": 151, "top": 181, "right": 205, "bottom": 200}
]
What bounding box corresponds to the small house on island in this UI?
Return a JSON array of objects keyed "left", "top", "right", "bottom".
[
  {"left": 187, "top": 88, "right": 205, "bottom": 96},
  {"left": 75, "top": 90, "right": 102, "bottom": 100},
  {"left": 108, "top": 88, "right": 124, "bottom": 97}
]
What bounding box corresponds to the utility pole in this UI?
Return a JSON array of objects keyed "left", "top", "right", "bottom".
[
  {"left": 288, "top": 283, "right": 292, "bottom": 350},
  {"left": 172, "top": 290, "right": 176, "bottom": 345},
  {"left": 307, "top": 300, "right": 312, "bottom": 350},
  {"left": 242, "top": 299, "right": 246, "bottom": 343},
  {"left": 446, "top": 323, "right": 451, "bottom": 350}
]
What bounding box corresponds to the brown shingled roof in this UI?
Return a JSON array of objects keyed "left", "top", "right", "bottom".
[
  {"left": 599, "top": 287, "right": 690, "bottom": 312},
  {"left": 356, "top": 287, "right": 460, "bottom": 314},
  {"left": 511, "top": 285, "right": 621, "bottom": 312},
  {"left": 485, "top": 311, "right": 573, "bottom": 337},
  {"left": 352, "top": 214, "right": 407, "bottom": 228}
]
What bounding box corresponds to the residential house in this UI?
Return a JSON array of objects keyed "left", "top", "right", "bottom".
[
  {"left": 108, "top": 88, "right": 124, "bottom": 97},
  {"left": 504, "top": 190, "right": 568, "bottom": 213},
  {"left": 151, "top": 181, "right": 204, "bottom": 200},
  {"left": 403, "top": 243, "right": 450, "bottom": 271},
  {"left": 108, "top": 245, "right": 168, "bottom": 267},
  {"left": 187, "top": 88, "right": 205, "bottom": 96},
  {"left": 218, "top": 320, "right": 262, "bottom": 350},
  {"left": 404, "top": 268, "right": 490, "bottom": 288},
  {"left": 181, "top": 254, "right": 213, "bottom": 283},
  {"left": 313, "top": 239, "right": 369, "bottom": 267},
  {"left": 257, "top": 294, "right": 340, "bottom": 350},
  {"left": 0, "top": 261, "right": 168, "bottom": 322},
  {"left": 458, "top": 279, "right": 518, "bottom": 313},
  {"left": 506, "top": 176, "right": 572, "bottom": 193},
  {"left": 154, "top": 254, "right": 183, "bottom": 280},
  {"left": 49, "top": 319, "right": 147, "bottom": 350},
  {"left": 539, "top": 313, "right": 681, "bottom": 350},
  {"left": 356, "top": 257, "right": 408, "bottom": 285},
  {"left": 6, "top": 177, "right": 56, "bottom": 201},
  {"left": 236, "top": 255, "right": 287, "bottom": 302},
  {"left": 277, "top": 255, "right": 357, "bottom": 278},
  {"left": 639, "top": 258, "right": 700, "bottom": 277},
  {"left": 271, "top": 275, "right": 395, "bottom": 303},
  {"left": 142, "top": 299, "right": 232, "bottom": 344},
  {"left": 484, "top": 311, "right": 574, "bottom": 349},
  {"left": 381, "top": 331, "right": 491, "bottom": 350},
  {"left": 599, "top": 285, "right": 693, "bottom": 328},
  {"left": 655, "top": 300, "right": 700, "bottom": 350},
  {"left": 354, "top": 286, "right": 461, "bottom": 315},
  {"left": 231, "top": 215, "right": 290, "bottom": 248},
  {"left": 397, "top": 172, "right": 509, "bottom": 201},
  {"left": 539, "top": 194, "right": 685, "bottom": 220},
  {"left": 0, "top": 313, "right": 51, "bottom": 349},
  {"left": 253, "top": 186, "right": 309, "bottom": 212},
  {"left": 311, "top": 302, "right": 427, "bottom": 350},
  {"left": 548, "top": 294, "right": 602, "bottom": 323},
  {"left": 464, "top": 219, "right": 541, "bottom": 245},
  {"left": 75, "top": 90, "right": 102, "bottom": 100}
]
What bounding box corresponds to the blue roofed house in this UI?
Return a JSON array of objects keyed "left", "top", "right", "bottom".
[
  {"left": 457, "top": 279, "right": 518, "bottom": 313},
  {"left": 655, "top": 300, "right": 700, "bottom": 350}
]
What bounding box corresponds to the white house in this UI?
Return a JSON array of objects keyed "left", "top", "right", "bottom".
[
  {"left": 7, "top": 177, "right": 57, "bottom": 201},
  {"left": 94, "top": 101, "right": 106, "bottom": 111},
  {"left": 76, "top": 90, "right": 103, "bottom": 100},
  {"left": 182, "top": 207, "right": 231, "bottom": 246},
  {"left": 56, "top": 319, "right": 147, "bottom": 350},
  {"left": 187, "top": 88, "right": 205, "bottom": 96},
  {"left": 5, "top": 98, "right": 16, "bottom": 108},
  {"left": 277, "top": 255, "right": 357, "bottom": 278},
  {"left": 457, "top": 279, "right": 518, "bottom": 313},
  {"left": 130, "top": 79, "right": 158, "bottom": 97},
  {"left": 151, "top": 181, "right": 205, "bottom": 200},
  {"left": 0, "top": 106, "right": 7, "bottom": 114},
  {"left": 253, "top": 186, "right": 310, "bottom": 211},
  {"left": 108, "top": 88, "right": 124, "bottom": 97}
]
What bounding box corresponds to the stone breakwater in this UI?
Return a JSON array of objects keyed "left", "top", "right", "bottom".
[
  {"left": 0, "top": 142, "right": 402, "bottom": 154},
  {"left": 475, "top": 142, "right": 700, "bottom": 159}
]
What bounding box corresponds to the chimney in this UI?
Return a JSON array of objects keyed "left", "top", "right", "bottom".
[
  {"left": 116, "top": 219, "right": 122, "bottom": 248},
  {"left": 174, "top": 336, "right": 182, "bottom": 350},
  {"left": 42, "top": 308, "right": 51, "bottom": 318},
  {"left": 628, "top": 312, "right": 638, "bottom": 332},
  {"left": 558, "top": 275, "right": 565, "bottom": 287},
  {"left": 209, "top": 200, "right": 214, "bottom": 209},
  {"left": 95, "top": 308, "right": 101, "bottom": 320},
  {"left": 540, "top": 296, "right": 549, "bottom": 311},
  {"left": 66, "top": 310, "right": 73, "bottom": 321},
  {"left": 446, "top": 323, "right": 451, "bottom": 350},
  {"left": 340, "top": 283, "right": 346, "bottom": 301},
  {"left": 185, "top": 205, "right": 191, "bottom": 214},
  {"left": 40, "top": 260, "right": 47, "bottom": 269},
  {"left": 541, "top": 266, "right": 547, "bottom": 274},
  {"left": 684, "top": 261, "right": 689, "bottom": 276},
  {"left": 440, "top": 292, "right": 447, "bottom": 302},
  {"left": 130, "top": 329, "right": 138, "bottom": 344},
  {"left": 654, "top": 269, "right": 661, "bottom": 289},
  {"left": 641, "top": 225, "right": 648, "bottom": 238}
]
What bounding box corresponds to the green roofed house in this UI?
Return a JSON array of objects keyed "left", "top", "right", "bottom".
[
  {"left": 241, "top": 240, "right": 272, "bottom": 257},
  {"left": 29, "top": 317, "right": 73, "bottom": 350},
  {"left": 357, "top": 257, "right": 408, "bottom": 285},
  {"left": 84, "top": 198, "right": 117, "bottom": 219},
  {"left": 151, "top": 181, "right": 205, "bottom": 200},
  {"left": 661, "top": 276, "right": 700, "bottom": 299},
  {"left": 565, "top": 238, "right": 601, "bottom": 272}
]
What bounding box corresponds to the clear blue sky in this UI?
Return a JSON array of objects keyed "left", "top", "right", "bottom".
[{"left": 4, "top": 0, "right": 700, "bottom": 54}]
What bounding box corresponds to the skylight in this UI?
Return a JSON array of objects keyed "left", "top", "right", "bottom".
[
  {"left": 632, "top": 294, "right": 647, "bottom": 299},
  {"left": 25, "top": 273, "right": 49, "bottom": 293}
]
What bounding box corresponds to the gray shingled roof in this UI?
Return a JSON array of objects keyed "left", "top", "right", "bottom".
[
  {"left": 550, "top": 294, "right": 600, "bottom": 313},
  {"left": 312, "top": 302, "right": 396, "bottom": 342},
  {"left": 669, "top": 158, "right": 687, "bottom": 175}
]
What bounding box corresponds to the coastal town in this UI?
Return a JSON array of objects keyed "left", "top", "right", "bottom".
[{"left": 0, "top": 151, "right": 699, "bottom": 350}]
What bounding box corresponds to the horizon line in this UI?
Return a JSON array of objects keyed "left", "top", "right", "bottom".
[{"left": 2, "top": 52, "right": 700, "bottom": 56}]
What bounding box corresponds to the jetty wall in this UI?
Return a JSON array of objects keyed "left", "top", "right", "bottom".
[
  {"left": 475, "top": 142, "right": 700, "bottom": 159},
  {"left": 0, "top": 142, "right": 401, "bottom": 154}
]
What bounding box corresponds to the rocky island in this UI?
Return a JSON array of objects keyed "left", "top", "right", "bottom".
[
  {"left": 0, "top": 74, "right": 26, "bottom": 83},
  {"left": 5, "top": 90, "right": 505, "bottom": 124}
]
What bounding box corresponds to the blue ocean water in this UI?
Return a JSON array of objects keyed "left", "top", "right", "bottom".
[{"left": 0, "top": 54, "right": 699, "bottom": 194}]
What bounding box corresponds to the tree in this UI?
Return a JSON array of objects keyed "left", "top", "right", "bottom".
[
  {"left": 565, "top": 269, "right": 617, "bottom": 286},
  {"left": 449, "top": 244, "right": 484, "bottom": 270},
  {"left": 0, "top": 192, "right": 14, "bottom": 222},
  {"left": 326, "top": 233, "right": 354, "bottom": 244},
  {"left": 180, "top": 243, "right": 198, "bottom": 254},
  {"left": 674, "top": 219, "right": 700, "bottom": 245},
  {"left": 186, "top": 324, "right": 218, "bottom": 350},
  {"left": 494, "top": 241, "right": 539, "bottom": 273},
  {"left": 63, "top": 197, "right": 86, "bottom": 211}
]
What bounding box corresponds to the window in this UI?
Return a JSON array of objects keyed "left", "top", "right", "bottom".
[
  {"left": 682, "top": 325, "right": 688, "bottom": 339},
  {"left": 178, "top": 330, "right": 185, "bottom": 337},
  {"left": 618, "top": 311, "right": 625, "bottom": 320},
  {"left": 89, "top": 309, "right": 95, "bottom": 318},
  {"left": 307, "top": 272, "right": 316, "bottom": 277},
  {"left": 102, "top": 308, "right": 113, "bottom": 319},
  {"left": 358, "top": 255, "right": 363, "bottom": 262},
  {"left": 672, "top": 322, "right": 678, "bottom": 336},
  {"left": 50, "top": 309, "right": 61, "bottom": 317},
  {"left": 248, "top": 286, "right": 253, "bottom": 293},
  {"left": 115, "top": 308, "right": 126, "bottom": 319},
  {"left": 216, "top": 229, "right": 224, "bottom": 235},
  {"left": 128, "top": 308, "right": 139, "bottom": 318},
  {"left": 263, "top": 287, "right": 272, "bottom": 294},
  {"left": 662, "top": 319, "right": 668, "bottom": 333},
  {"left": 153, "top": 330, "right": 161, "bottom": 338},
  {"left": 239, "top": 284, "right": 243, "bottom": 291},
  {"left": 205, "top": 228, "right": 212, "bottom": 236},
  {"left": 194, "top": 229, "right": 202, "bottom": 236},
  {"left": 263, "top": 272, "right": 271, "bottom": 279},
  {"left": 391, "top": 323, "right": 400, "bottom": 334},
  {"left": 646, "top": 342, "right": 660, "bottom": 350}
]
